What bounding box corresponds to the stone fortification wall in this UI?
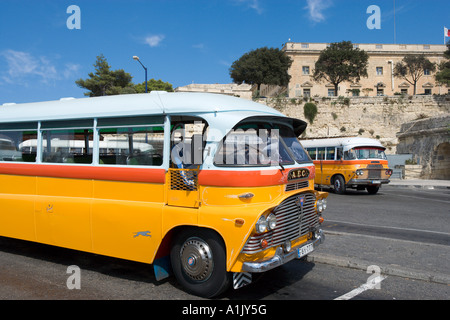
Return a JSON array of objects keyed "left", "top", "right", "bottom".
[
  {"left": 260, "top": 95, "right": 450, "bottom": 154},
  {"left": 397, "top": 115, "right": 450, "bottom": 180}
]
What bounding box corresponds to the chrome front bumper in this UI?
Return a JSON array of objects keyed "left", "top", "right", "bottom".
[
  {"left": 347, "top": 179, "right": 390, "bottom": 186},
  {"left": 241, "top": 229, "right": 325, "bottom": 273}
]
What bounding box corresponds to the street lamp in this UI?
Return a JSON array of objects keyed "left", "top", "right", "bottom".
[{"left": 133, "top": 56, "right": 148, "bottom": 93}]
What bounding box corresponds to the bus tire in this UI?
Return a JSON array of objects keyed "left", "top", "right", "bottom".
[
  {"left": 170, "top": 227, "right": 231, "bottom": 298},
  {"left": 333, "top": 175, "right": 346, "bottom": 194}
]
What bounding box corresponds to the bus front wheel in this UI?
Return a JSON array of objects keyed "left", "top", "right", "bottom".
[
  {"left": 170, "top": 228, "right": 231, "bottom": 298},
  {"left": 333, "top": 175, "right": 346, "bottom": 194}
]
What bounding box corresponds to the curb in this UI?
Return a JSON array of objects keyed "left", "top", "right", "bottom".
[
  {"left": 388, "top": 184, "right": 450, "bottom": 190},
  {"left": 306, "top": 252, "right": 450, "bottom": 285}
]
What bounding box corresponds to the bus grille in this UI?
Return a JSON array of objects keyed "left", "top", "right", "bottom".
[
  {"left": 242, "top": 193, "right": 318, "bottom": 254},
  {"left": 367, "top": 164, "right": 383, "bottom": 179},
  {"left": 285, "top": 180, "right": 309, "bottom": 192}
]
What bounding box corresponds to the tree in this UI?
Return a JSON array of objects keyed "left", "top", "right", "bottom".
[
  {"left": 76, "top": 54, "right": 134, "bottom": 96},
  {"left": 313, "top": 41, "right": 369, "bottom": 96},
  {"left": 134, "top": 79, "right": 174, "bottom": 93},
  {"left": 435, "top": 41, "right": 450, "bottom": 86},
  {"left": 229, "top": 47, "right": 292, "bottom": 92},
  {"left": 304, "top": 102, "right": 318, "bottom": 124},
  {"left": 394, "top": 54, "right": 436, "bottom": 95}
]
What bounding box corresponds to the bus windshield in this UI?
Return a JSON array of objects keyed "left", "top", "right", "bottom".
[
  {"left": 345, "top": 147, "right": 387, "bottom": 160},
  {"left": 214, "top": 122, "right": 311, "bottom": 167}
]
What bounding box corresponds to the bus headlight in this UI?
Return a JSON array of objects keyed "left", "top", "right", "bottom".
[
  {"left": 356, "top": 169, "right": 364, "bottom": 176},
  {"left": 255, "top": 215, "right": 268, "bottom": 233},
  {"left": 317, "top": 199, "right": 323, "bottom": 213},
  {"left": 267, "top": 213, "right": 277, "bottom": 230},
  {"left": 322, "top": 198, "right": 327, "bottom": 210}
]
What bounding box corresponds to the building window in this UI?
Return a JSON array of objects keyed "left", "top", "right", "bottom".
[
  {"left": 376, "top": 44, "right": 383, "bottom": 49},
  {"left": 328, "top": 89, "right": 335, "bottom": 97},
  {"left": 302, "top": 66, "right": 310, "bottom": 75},
  {"left": 303, "top": 89, "right": 311, "bottom": 97},
  {"left": 377, "top": 88, "right": 384, "bottom": 96},
  {"left": 376, "top": 67, "right": 383, "bottom": 76},
  {"left": 424, "top": 69, "right": 431, "bottom": 76},
  {"left": 424, "top": 89, "right": 432, "bottom": 95},
  {"left": 399, "top": 45, "right": 407, "bottom": 49},
  {"left": 401, "top": 89, "right": 408, "bottom": 94},
  {"left": 353, "top": 44, "right": 359, "bottom": 49},
  {"left": 423, "top": 45, "right": 430, "bottom": 50},
  {"left": 301, "top": 43, "right": 309, "bottom": 49}
]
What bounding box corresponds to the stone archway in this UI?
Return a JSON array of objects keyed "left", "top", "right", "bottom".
[{"left": 430, "top": 142, "right": 450, "bottom": 180}]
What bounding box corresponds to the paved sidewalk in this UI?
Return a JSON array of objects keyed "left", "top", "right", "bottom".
[{"left": 388, "top": 179, "right": 450, "bottom": 189}]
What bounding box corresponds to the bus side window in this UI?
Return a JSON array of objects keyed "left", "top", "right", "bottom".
[
  {"left": 317, "top": 147, "right": 325, "bottom": 160},
  {"left": 170, "top": 121, "right": 205, "bottom": 168},
  {"left": 306, "top": 148, "right": 316, "bottom": 160},
  {"left": 325, "top": 147, "right": 335, "bottom": 160},
  {"left": 337, "top": 147, "right": 343, "bottom": 161}
]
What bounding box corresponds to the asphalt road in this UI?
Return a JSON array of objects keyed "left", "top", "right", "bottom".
[{"left": 0, "top": 185, "right": 448, "bottom": 303}]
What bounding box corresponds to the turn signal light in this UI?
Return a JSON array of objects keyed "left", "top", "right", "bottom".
[{"left": 319, "top": 216, "right": 324, "bottom": 224}]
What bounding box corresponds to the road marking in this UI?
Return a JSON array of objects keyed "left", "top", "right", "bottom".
[
  {"left": 326, "top": 219, "right": 450, "bottom": 237},
  {"left": 334, "top": 275, "right": 387, "bottom": 300},
  {"left": 394, "top": 193, "right": 450, "bottom": 204}
]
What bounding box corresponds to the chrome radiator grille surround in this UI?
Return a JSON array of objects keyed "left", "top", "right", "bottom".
[{"left": 242, "top": 193, "right": 318, "bottom": 254}]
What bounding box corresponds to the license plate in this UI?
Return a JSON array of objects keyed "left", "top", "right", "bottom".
[
  {"left": 372, "top": 180, "right": 381, "bottom": 184},
  {"left": 297, "top": 243, "right": 314, "bottom": 258}
]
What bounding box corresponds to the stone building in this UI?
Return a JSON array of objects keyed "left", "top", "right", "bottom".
[
  {"left": 283, "top": 42, "right": 448, "bottom": 98},
  {"left": 175, "top": 83, "right": 253, "bottom": 100}
]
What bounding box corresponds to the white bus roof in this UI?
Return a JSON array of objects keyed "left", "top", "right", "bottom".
[
  {"left": 0, "top": 92, "right": 306, "bottom": 138},
  {"left": 0, "top": 92, "right": 280, "bottom": 122},
  {"left": 301, "top": 137, "right": 385, "bottom": 151}
]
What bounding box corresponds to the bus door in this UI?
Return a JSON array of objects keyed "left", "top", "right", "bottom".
[{"left": 167, "top": 122, "right": 204, "bottom": 208}]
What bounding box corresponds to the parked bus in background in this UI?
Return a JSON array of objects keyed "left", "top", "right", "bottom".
[
  {"left": 0, "top": 92, "right": 328, "bottom": 297},
  {"left": 301, "top": 137, "right": 392, "bottom": 194}
]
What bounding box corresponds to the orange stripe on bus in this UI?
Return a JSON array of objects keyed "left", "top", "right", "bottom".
[
  {"left": 0, "top": 163, "right": 166, "bottom": 184},
  {"left": 198, "top": 165, "right": 315, "bottom": 187},
  {"left": 312, "top": 160, "right": 388, "bottom": 165}
]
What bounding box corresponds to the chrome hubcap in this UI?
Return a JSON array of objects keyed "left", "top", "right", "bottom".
[{"left": 180, "top": 237, "right": 214, "bottom": 282}]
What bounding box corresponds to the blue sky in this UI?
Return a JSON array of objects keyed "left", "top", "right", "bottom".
[{"left": 0, "top": 0, "right": 449, "bottom": 104}]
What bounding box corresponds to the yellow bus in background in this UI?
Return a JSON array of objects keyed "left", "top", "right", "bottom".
[
  {"left": 0, "top": 92, "right": 328, "bottom": 297},
  {"left": 301, "top": 137, "right": 392, "bottom": 194}
]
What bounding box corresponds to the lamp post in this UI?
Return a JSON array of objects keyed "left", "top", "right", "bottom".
[{"left": 133, "top": 56, "right": 148, "bottom": 93}]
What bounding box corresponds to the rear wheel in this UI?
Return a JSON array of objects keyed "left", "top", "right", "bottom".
[
  {"left": 170, "top": 228, "right": 230, "bottom": 298},
  {"left": 333, "top": 175, "right": 346, "bottom": 194}
]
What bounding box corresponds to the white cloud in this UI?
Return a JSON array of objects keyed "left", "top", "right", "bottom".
[
  {"left": 305, "top": 0, "right": 333, "bottom": 23},
  {"left": 192, "top": 43, "right": 205, "bottom": 49},
  {"left": 0, "top": 50, "right": 80, "bottom": 85},
  {"left": 233, "top": 0, "right": 263, "bottom": 14},
  {"left": 144, "top": 34, "right": 165, "bottom": 47}
]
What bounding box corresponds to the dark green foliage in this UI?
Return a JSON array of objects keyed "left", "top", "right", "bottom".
[
  {"left": 304, "top": 102, "right": 318, "bottom": 124},
  {"left": 313, "top": 41, "right": 369, "bottom": 96},
  {"left": 229, "top": 47, "right": 293, "bottom": 91}
]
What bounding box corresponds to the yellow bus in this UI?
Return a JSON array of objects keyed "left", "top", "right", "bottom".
[
  {"left": 301, "top": 137, "right": 393, "bottom": 195},
  {"left": 0, "top": 92, "right": 328, "bottom": 297}
]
